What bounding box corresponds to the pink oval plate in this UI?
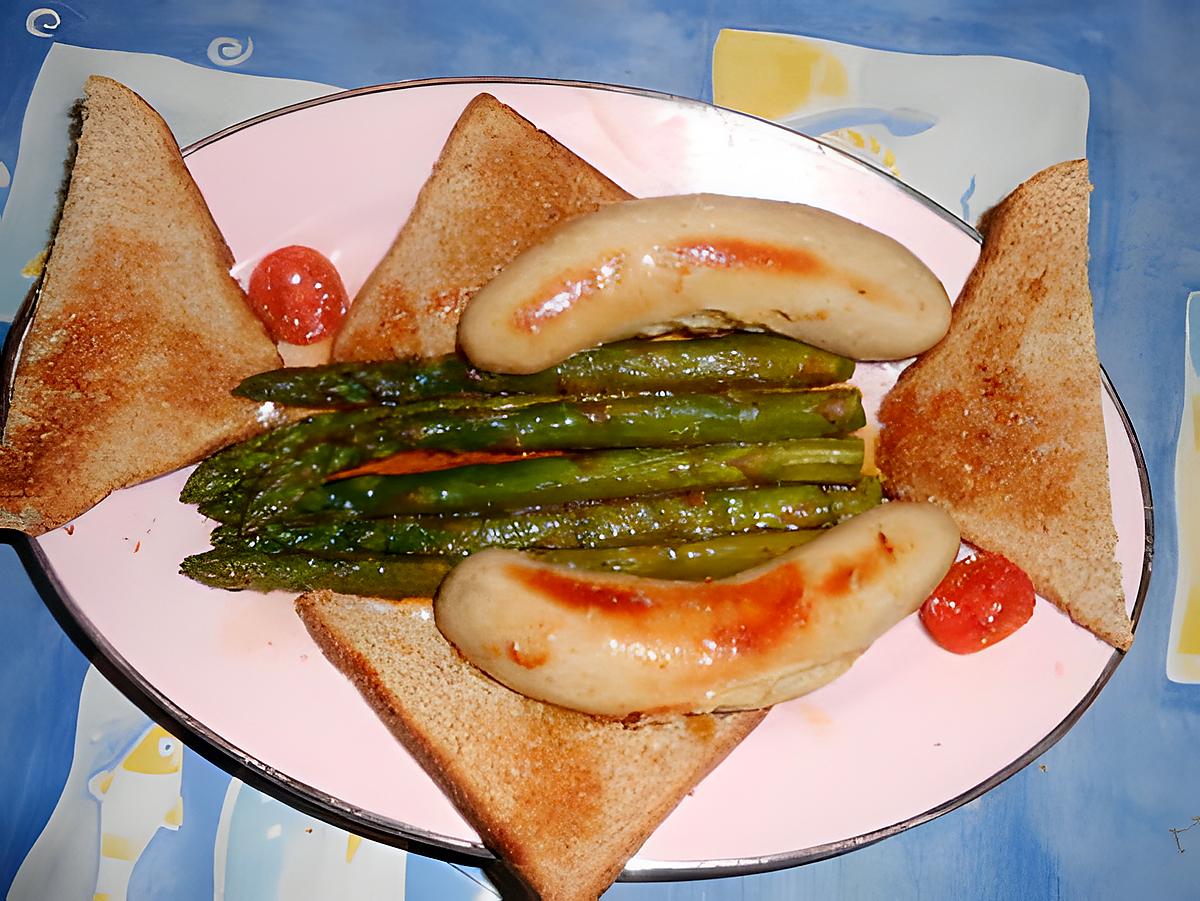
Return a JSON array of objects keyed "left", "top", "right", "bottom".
[{"left": 6, "top": 79, "right": 1151, "bottom": 880}]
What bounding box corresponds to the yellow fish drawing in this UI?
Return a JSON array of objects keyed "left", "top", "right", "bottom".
[
  {"left": 713, "top": 29, "right": 848, "bottom": 120},
  {"left": 820, "top": 127, "right": 902, "bottom": 178},
  {"left": 213, "top": 779, "right": 408, "bottom": 899},
  {"left": 87, "top": 724, "right": 184, "bottom": 901},
  {"left": 712, "top": 30, "right": 907, "bottom": 179},
  {"left": 1169, "top": 291, "right": 1200, "bottom": 682}
]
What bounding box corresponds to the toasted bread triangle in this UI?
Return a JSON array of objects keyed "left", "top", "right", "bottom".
[
  {"left": 876, "top": 160, "right": 1131, "bottom": 650},
  {"left": 0, "top": 76, "right": 281, "bottom": 535},
  {"left": 296, "top": 591, "right": 766, "bottom": 900},
  {"left": 331, "top": 92, "right": 631, "bottom": 362}
]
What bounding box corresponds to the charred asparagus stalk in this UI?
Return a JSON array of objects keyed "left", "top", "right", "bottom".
[
  {"left": 180, "top": 547, "right": 452, "bottom": 598},
  {"left": 182, "top": 395, "right": 548, "bottom": 507},
  {"left": 182, "top": 530, "right": 832, "bottom": 596},
  {"left": 233, "top": 334, "right": 855, "bottom": 408},
  {"left": 189, "top": 388, "right": 862, "bottom": 523},
  {"left": 201, "top": 389, "right": 864, "bottom": 525},
  {"left": 234, "top": 479, "right": 882, "bottom": 556},
  {"left": 539, "top": 530, "right": 824, "bottom": 580},
  {"left": 284, "top": 438, "right": 864, "bottom": 521}
]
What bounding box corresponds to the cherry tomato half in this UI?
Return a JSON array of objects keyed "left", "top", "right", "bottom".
[
  {"left": 920, "top": 550, "right": 1035, "bottom": 654},
  {"left": 247, "top": 245, "right": 349, "bottom": 345}
]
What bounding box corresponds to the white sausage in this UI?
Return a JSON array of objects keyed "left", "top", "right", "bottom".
[
  {"left": 434, "top": 502, "right": 960, "bottom": 716},
  {"left": 456, "top": 194, "right": 951, "bottom": 373}
]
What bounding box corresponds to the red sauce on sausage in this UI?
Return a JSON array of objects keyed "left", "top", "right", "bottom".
[
  {"left": 511, "top": 525, "right": 901, "bottom": 665},
  {"left": 817, "top": 563, "right": 856, "bottom": 597},
  {"left": 514, "top": 560, "right": 810, "bottom": 660},
  {"left": 506, "top": 641, "right": 549, "bottom": 669},
  {"left": 514, "top": 254, "right": 625, "bottom": 333},
  {"left": 509, "top": 237, "right": 843, "bottom": 335},
  {"left": 667, "top": 238, "right": 897, "bottom": 310},
  {"left": 668, "top": 238, "right": 823, "bottom": 275},
  {"left": 510, "top": 234, "right": 899, "bottom": 333},
  {"left": 814, "top": 532, "right": 893, "bottom": 596}
]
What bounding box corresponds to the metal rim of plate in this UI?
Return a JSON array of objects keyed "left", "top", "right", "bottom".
[{"left": 0, "top": 76, "right": 1154, "bottom": 883}]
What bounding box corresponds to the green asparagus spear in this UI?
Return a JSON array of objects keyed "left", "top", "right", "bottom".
[
  {"left": 180, "top": 547, "right": 452, "bottom": 598},
  {"left": 232, "top": 335, "right": 856, "bottom": 408},
  {"left": 284, "top": 438, "right": 864, "bottom": 521},
  {"left": 182, "top": 395, "right": 549, "bottom": 506},
  {"left": 540, "top": 530, "right": 823, "bottom": 580},
  {"left": 244, "top": 479, "right": 882, "bottom": 555},
  {"left": 271, "top": 388, "right": 864, "bottom": 459},
  {"left": 182, "top": 530, "right": 828, "bottom": 596},
  {"left": 187, "top": 387, "right": 861, "bottom": 526},
  {"left": 227, "top": 388, "right": 864, "bottom": 525}
]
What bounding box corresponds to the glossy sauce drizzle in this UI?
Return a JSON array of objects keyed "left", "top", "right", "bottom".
[
  {"left": 509, "top": 533, "right": 897, "bottom": 666},
  {"left": 512, "top": 561, "right": 808, "bottom": 663},
  {"left": 509, "top": 234, "right": 892, "bottom": 334},
  {"left": 666, "top": 238, "right": 823, "bottom": 275},
  {"left": 514, "top": 254, "right": 624, "bottom": 333}
]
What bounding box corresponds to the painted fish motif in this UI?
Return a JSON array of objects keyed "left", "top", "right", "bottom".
[
  {"left": 1169, "top": 291, "right": 1200, "bottom": 682},
  {"left": 87, "top": 724, "right": 184, "bottom": 901}
]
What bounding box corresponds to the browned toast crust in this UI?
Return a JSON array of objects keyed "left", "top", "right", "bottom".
[
  {"left": 331, "top": 93, "right": 632, "bottom": 362},
  {"left": 296, "top": 591, "right": 766, "bottom": 900},
  {"left": 0, "top": 76, "right": 281, "bottom": 535},
  {"left": 876, "top": 160, "right": 1130, "bottom": 649}
]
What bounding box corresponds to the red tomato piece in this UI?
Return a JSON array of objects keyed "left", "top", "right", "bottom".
[
  {"left": 247, "top": 245, "right": 349, "bottom": 344},
  {"left": 920, "top": 550, "right": 1035, "bottom": 654}
]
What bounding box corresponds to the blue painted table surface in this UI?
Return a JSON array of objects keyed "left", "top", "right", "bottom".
[{"left": 2, "top": 2, "right": 1198, "bottom": 899}]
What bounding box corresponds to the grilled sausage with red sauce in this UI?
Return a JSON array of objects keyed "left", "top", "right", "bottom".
[
  {"left": 456, "top": 194, "right": 951, "bottom": 373},
  {"left": 435, "top": 502, "right": 960, "bottom": 716}
]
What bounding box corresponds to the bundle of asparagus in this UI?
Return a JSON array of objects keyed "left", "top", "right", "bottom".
[{"left": 180, "top": 335, "right": 881, "bottom": 597}]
